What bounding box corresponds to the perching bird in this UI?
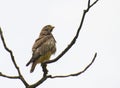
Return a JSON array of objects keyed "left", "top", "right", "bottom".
[{"left": 26, "top": 25, "right": 56, "bottom": 73}]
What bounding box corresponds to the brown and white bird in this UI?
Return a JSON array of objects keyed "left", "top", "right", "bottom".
[{"left": 26, "top": 25, "right": 56, "bottom": 73}]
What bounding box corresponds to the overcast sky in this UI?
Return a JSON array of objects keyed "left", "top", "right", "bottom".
[{"left": 0, "top": 0, "right": 120, "bottom": 88}]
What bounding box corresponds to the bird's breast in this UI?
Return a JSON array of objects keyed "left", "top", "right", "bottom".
[{"left": 37, "top": 51, "right": 52, "bottom": 63}]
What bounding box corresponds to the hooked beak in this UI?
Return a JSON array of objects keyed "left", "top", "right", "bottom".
[
  {"left": 51, "top": 26, "right": 55, "bottom": 32},
  {"left": 52, "top": 26, "right": 55, "bottom": 29}
]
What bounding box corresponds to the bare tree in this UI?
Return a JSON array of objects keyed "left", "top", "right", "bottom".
[{"left": 0, "top": 0, "right": 98, "bottom": 88}]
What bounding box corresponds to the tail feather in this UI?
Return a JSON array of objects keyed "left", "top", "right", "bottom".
[
  {"left": 30, "top": 62, "right": 37, "bottom": 73},
  {"left": 26, "top": 60, "right": 31, "bottom": 66},
  {"left": 26, "top": 57, "right": 34, "bottom": 66}
]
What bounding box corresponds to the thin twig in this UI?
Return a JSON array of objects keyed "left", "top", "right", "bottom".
[
  {"left": 31, "top": 0, "right": 99, "bottom": 87},
  {"left": 43, "top": 0, "right": 99, "bottom": 65},
  {"left": 0, "top": 72, "right": 19, "bottom": 79},
  {"left": 49, "top": 53, "right": 97, "bottom": 78},
  {"left": 0, "top": 28, "right": 29, "bottom": 87},
  {"left": 89, "top": 0, "right": 99, "bottom": 8},
  {"left": 0, "top": 0, "right": 99, "bottom": 88}
]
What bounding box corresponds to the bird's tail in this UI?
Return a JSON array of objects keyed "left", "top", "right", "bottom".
[
  {"left": 30, "top": 62, "right": 37, "bottom": 73},
  {"left": 26, "top": 60, "right": 31, "bottom": 66}
]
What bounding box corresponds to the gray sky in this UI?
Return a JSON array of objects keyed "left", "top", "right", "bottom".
[{"left": 0, "top": 0, "right": 120, "bottom": 88}]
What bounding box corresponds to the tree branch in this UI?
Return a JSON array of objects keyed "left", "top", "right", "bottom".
[
  {"left": 49, "top": 53, "right": 97, "bottom": 78},
  {"left": 0, "top": 27, "right": 29, "bottom": 87},
  {"left": 0, "top": 0, "right": 99, "bottom": 88},
  {"left": 31, "top": 0, "right": 99, "bottom": 87},
  {"left": 0, "top": 72, "right": 19, "bottom": 79},
  {"left": 28, "top": 75, "right": 51, "bottom": 88},
  {"left": 32, "top": 52, "right": 97, "bottom": 88},
  {"left": 88, "top": 0, "right": 99, "bottom": 9},
  {"left": 43, "top": 0, "right": 99, "bottom": 65}
]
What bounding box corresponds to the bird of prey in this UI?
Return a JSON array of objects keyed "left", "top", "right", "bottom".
[{"left": 26, "top": 25, "right": 56, "bottom": 73}]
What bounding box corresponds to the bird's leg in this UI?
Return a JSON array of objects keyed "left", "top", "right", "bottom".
[{"left": 41, "top": 63, "right": 48, "bottom": 77}]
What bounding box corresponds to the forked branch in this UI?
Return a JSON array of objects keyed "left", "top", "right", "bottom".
[
  {"left": 0, "top": 27, "right": 29, "bottom": 87},
  {"left": 0, "top": 0, "right": 99, "bottom": 88}
]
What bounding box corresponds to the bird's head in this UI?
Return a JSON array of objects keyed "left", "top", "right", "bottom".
[{"left": 42, "top": 25, "right": 55, "bottom": 33}]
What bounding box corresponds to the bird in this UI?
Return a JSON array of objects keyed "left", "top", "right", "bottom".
[{"left": 26, "top": 25, "right": 56, "bottom": 73}]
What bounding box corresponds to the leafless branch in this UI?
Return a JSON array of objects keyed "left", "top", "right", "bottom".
[
  {"left": 0, "top": 72, "right": 19, "bottom": 79},
  {"left": 31, "top": 0, "right": 99, "bottom": 87},
  {"left": 43, "top": 0, "right": 99, "bottom": 65},
  {"left": 28, "top": 75, "right": 50, "bottom": 88},
  {"left": 49, "top": 53, "right": 97, "bottom": 78},
  {"left": 0, "top": 27, "right": 29, "bottom": 87},
  {"left": 0, "top": 0, "right": 99, "bottom": 88},
  {"left": 28, "top": 52, "right": 97, "bottom": 88}
]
